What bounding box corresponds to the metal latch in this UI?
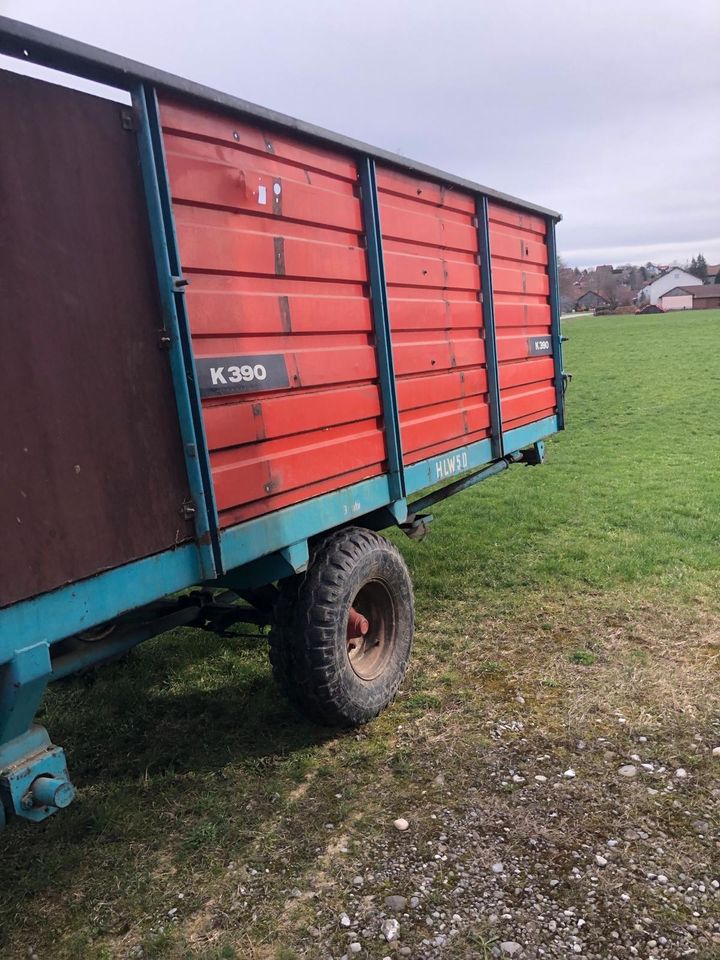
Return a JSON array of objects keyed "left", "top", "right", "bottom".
[
  {"left": 180, "top": 499, "right": 197, "bottom": 520},
  {"left": 172, "top": 276, "right": 189, "bottom": 293}
]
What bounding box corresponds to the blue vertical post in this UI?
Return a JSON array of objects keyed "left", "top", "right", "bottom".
[
  {"left": 358, "top": 156, "right": 406, "bottom": 521},
  {"left": 476, "top": 195, "right": 504, "bottom": 459},
  {"left": 545, "top": 217, "right": 566, "bottom": 430},
  {"left": 133, "top": 84, "right": 220, "bottom": 578}
]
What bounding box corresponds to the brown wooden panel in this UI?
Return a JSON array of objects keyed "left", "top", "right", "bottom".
[{"left": 0, "top": 71, "right": 194, "bottom": 608}]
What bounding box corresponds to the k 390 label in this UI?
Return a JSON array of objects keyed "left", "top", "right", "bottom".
[
  {"left": 195, "top": 354, "right": 290, "bottom": 397},
  {"left": 527, "top": 336, "right": 553, "bottom": 356}
]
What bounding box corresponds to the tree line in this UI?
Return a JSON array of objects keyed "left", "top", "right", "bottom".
[{"left": 557, "top": 253, "right": 716, "bottom": 310}]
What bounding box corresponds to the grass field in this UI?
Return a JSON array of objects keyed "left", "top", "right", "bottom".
[{"left": 2, "top": 310, "right": 719, "bottom": 959}]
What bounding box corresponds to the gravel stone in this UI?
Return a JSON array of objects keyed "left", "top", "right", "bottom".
[
  {"left": 381, "top": 918, "right": 400, "bottom": 942},
  {"left": 384, "top": 895, "right": 408, "bottom": 913},
  {"left": 618, "top": 764, "right": 638, "bottom": 777},
  {"left": 393, "top": 818, "right": 409, "bottom": 831},
  {"left": 500, "top": 942, "right": 523, "bottom": 956}
]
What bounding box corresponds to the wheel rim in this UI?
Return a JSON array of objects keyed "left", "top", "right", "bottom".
[{"left": 346, "top": 579, "right": 396, "bottom": 681}]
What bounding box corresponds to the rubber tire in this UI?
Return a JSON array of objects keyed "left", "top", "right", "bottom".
[{"left": 268, "top": 527, "right": 414, "bottom": 726}]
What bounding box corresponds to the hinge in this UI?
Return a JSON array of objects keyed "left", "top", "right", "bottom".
[
  {"left": 172, "top": 276, "right": 189, "bottom": 293},
  {"left": 119, "top": 108, "right": 134, "bottom": 131}
]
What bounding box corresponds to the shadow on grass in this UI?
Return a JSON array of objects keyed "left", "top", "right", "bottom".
[
  {"left": 43, "top": 624, "right": 336, "bottom": 782},
  {"left": 0, "top": 625, "right": 338, "bottom": 938}
]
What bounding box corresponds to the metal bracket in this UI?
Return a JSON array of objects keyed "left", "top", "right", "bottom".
[
  {"left": 0, "top": 725, "right": 75, "bottom": 824},
  {"left": 399, "top": 514, "right": 433, "bottom": 541},
  {"left": 279, "top": 540, "right": 309, "bottom": 574},
  {"left": 0, "top": 642, "right": 52, "bottom": 744},
  {"left": 180, "top": 499, "right": 197, "bottom": 520},
  {"left": 520, "top": 441, "right": 545, "bottom": 466}
]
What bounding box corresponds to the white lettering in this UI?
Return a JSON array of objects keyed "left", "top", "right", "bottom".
[
  {"left": 254, "top": 364, "right": 267, "bottom": 381},
  {"left": 227, "top": 365, "right": 242, "bottom": 383},
  {"left": 210, "top": 367, "right": 227, "bottom": 385},
  {"left": 435, "top": 451, "right": 470, "bottom": 480}
]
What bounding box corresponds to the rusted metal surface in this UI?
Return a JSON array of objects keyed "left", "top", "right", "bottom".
[{"left": 0, "top": 71, "right": 194, "bottom": 609}]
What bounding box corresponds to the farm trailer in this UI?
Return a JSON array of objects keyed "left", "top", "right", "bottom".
[{"left": 0, "top": 17, "right": 566, "bottom": 828}]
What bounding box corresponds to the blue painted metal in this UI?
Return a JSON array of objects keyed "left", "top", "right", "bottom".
[
  {"left": 220, "top": 474, "right": 394, "bottom": 572},
  {"left": 404, "top": 438, "right": 493, "bottom": 496},
  {"left": 476, "top": 195, "right": 504, "bottom": 458},
  {"left": 279, "top": 541, "right": 310, "bottom": 574},
  {"left": 31, "top": 775, "right": 75, "bottom": 809},
  {"left": 0, "top": 543, "right": 203, "bottom": 650},
  {"left": 545, "top": 218, "right": 566, "bottom": 430},
  {"left": 0, "top": 643, "right": 51, "bottom": 743},
  {"left": 408, "top": 453, "right": 521, "bottom": 516},
  {"left": 50, "top": 603, "right": 204, "bottom": 681},
  {"left": 503, "top": 415, "right": 559, "bottom": 455},
  {"left": 528, "top": 440, "right": 546, "bottom": 465},
  {"left": 358, "top": 156, "right": 407, "bottom": 523},
  {"left": 0, "top": 725, "right": 73, "bottom": 823},
  {"left": 133, "top": 83, "right": 220, "bottom": 579}
]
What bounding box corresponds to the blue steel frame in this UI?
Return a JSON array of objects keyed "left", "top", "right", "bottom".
[
  {"left": 476, "top": 195, "right": 505, "bottom": 459},
  {"left": 358, "top": 157, "right": 407, "bottom": 522},
  {"left": 545, "top": 217, "right": 566, "bottom": 430},
  {"left": 0, "top": 20, "right": 564, "bottom": 826},
  {"left": 134, "top": 83, "right": 221, "bottom": 578}
]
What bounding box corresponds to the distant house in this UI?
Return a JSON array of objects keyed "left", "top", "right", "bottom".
[
  {"left": 575, "top": 290, "right": 609, "bottom": 311},
  {"left": 686, "top": 283, "right": 720, "bottom": 309},
  {"left": 637, "top": 267, "right": 700, "bottom": 306},
  {"left": 659, "top": 287, "right": 693, "bottom": 311},
  {"left": 658, "top": 284, "right": 720, "bottom": 311}
]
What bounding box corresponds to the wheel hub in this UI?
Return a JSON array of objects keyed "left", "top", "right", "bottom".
[{"left": 345, "top": 581, "right": 395, "bottom": 681}]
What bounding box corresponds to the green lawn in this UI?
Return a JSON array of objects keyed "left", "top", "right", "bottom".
[{"left": 2, "top": 309, "right": 719, "bottom": 959}]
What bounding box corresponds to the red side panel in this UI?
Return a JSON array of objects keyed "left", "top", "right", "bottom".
[
  {"left": 489, "top": 204, "right": 555, "bottom": 431},
  {"left": 376, "top": 168, "right": 491, "bottom": 465},
  {"left": 158, "top": 98, "right": 386, "bottom": 525}
]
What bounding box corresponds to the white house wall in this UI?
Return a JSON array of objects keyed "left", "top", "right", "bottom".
[{"left": 640, "top": 268, "right": 699, "bottom": 305}]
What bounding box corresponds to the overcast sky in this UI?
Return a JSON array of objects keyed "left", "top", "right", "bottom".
[{"left": 2, "top": 0, "right": 718, "bottom": 268}]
